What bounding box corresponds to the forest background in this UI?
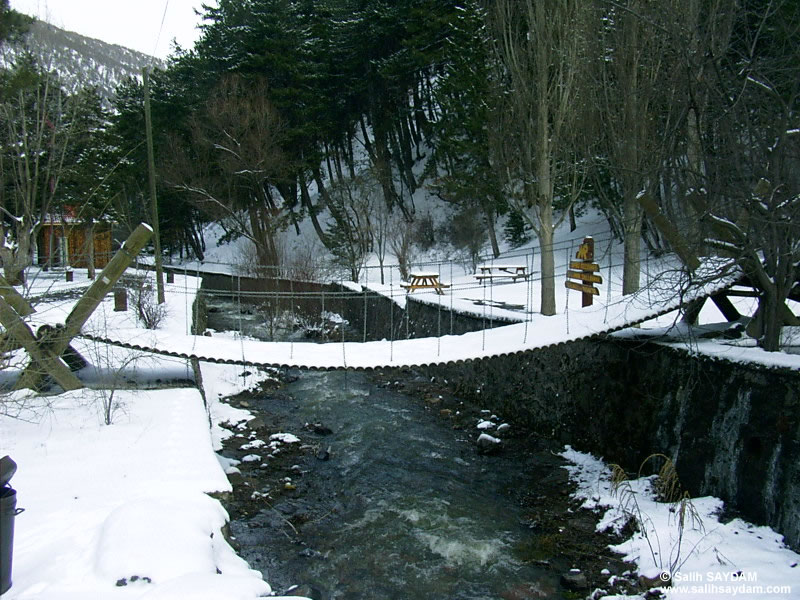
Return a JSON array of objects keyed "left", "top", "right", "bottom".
[{"left": 0, "top": 0, "right": 798, "bottom": 350}]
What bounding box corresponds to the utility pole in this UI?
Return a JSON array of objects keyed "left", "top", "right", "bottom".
[{"left": 142, "top": 66, "right": 165, "bottom": 304}]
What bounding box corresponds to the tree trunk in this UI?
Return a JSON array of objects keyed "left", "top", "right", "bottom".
[
  {"left": 756, "top": 290, "right": 781, "bottom": 352},
  {"left": 46, "top": 226, "right": 55, "bottom": 271},
  {"left": 484, "top": 206, "right": 501, "bottom": 258},
  {"left": 85, "top": 220, "right": 96, "bottom": 279},
  {"left": 539, "top": 218, "right": 556, "bottom": 316},
  {"left": 333, "top": 145, "right": 345, "bottom": 183},
  {"left": 301, "top": 170, "right": 331, "bottom": 249},
  {"left": 325, "top": 144, "right": 336, "bottom": 182},
  {"left": 188, "top": 223, "right": 205, "bottom": 261},
  {"left": 622, "top": 189, "right": 643, "bottom": 295},
  {"left": 345, "top": 132, "right": 357, "bottom": 179},
  {"left": 389, "top": 127, "right": 417, "bottom": 196},
  {"left": 248, "top": 206, "right": 278, "bottom": 269},
  {"left": 359, "top": 115, "right": 377, "bottom": 163},
  {"left": 1, "top": 254, "right": 27, "bottom": 286},
  {"left": 0, "top": 228, "right": 32, "bottom": 286}
]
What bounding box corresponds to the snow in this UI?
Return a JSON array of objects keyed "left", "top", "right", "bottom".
[
  {"left": 269, "top": 433, "right": 300, "bottom": 444},
  {"left": 0, "top": 268, "right": 305, "bottom": 600},
  {"left": 0, "top": 387, "right": 276, "bottom": 599},
  {"left": 1, "top": 203, "right": 798, "bottom": 599},
  {"left": 476, "top": 433, "right": 501, "bottom": 446},
  {"left": 560, "top": 446, "right": 800, "bottom": 599}
]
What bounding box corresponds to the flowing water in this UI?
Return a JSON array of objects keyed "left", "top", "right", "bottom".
[
  {"left": 208, "top": 298, "right": 564, "bottom": 599},
  {"left": 228, "top": 371, "right": 562, "bottom": 599}
]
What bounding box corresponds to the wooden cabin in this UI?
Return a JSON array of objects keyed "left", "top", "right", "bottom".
[{"left": 37, "top": 211, "right": 114, "bottom": 269}]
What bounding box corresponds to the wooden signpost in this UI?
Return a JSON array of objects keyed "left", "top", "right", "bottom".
[{"left": 565, "top": 237, "right": 602, "bottom": 307}]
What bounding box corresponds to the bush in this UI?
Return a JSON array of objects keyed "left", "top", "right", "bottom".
[{"left": 133, "top": 278, "right": 167, "bottom": 329}]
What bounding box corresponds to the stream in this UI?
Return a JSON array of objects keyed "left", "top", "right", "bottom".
[
  {"left": 226, "top": 371, "right": 565, "bottom": 599},
  {"left": 206, "top": 297, "right": 584, "bottom": 599}
]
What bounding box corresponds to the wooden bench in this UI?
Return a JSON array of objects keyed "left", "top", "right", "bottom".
[
  {"left": 400, "top": 272, "right": 450, "bottom": 295},
  {"left": 474, "top": 264, "right": 529, "bottom": 283}
]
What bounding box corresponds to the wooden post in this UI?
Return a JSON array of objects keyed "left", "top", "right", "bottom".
[
  {"left": 565, "top": 237, "right": 602, "bottom": 307},
  {"left": 580, "top": 237, "right": 594, "bottom": 307},
  {"left": 0, "top": 273, "right": 34, "bottom": 317},
  {"left": 14, "top": 224, "right": 153, "bottom": 391},
  {"left": 0, "top": 297, "right": 83, "bottom": 392},
  {"left": 143, "top": 67, "right": 165, "bottom": 305},
  {"left": 114, "top": 288, "right": 128, "bottom": 312},
  {"left": 62, "top": 224, "right": 153, "bottom": 342}
]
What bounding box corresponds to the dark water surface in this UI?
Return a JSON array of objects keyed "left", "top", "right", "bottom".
[{"left": 227, "top": 370, "right": 563, "bottom": 600}]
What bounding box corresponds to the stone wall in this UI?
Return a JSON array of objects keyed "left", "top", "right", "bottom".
[
  {"left": 424, "top": 338, "right": 800, "bottom": 550},
  {"left": 322, "top": 287, "right": 517, "bottom": 341}
]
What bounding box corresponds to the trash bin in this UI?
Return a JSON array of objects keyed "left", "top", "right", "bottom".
[{"left": 1, "top": 456, "right": 23, "bottom": 596}]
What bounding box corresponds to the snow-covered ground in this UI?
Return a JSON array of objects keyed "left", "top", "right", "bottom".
[
  {"left": 1, "top": 209, "right": 799, "bottom": 599},
  {"left": 561, "top": 446, "right": 800, "bottom": 599},
  {"left": 0, "top": 269, "right": 306, "bottom": 600}
]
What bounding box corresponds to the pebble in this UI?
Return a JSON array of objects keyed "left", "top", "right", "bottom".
[
  {"left": 560, "top": 570, "right": 589, "bottom": 591},
  {"left": 476, "top": 433, "right": 502, "bottom": 454},
  {"left": 247, "top": 416, "right": 265, "bottom": 429},
  {"left": 285, "top": 584, "right": 324, "bottom": 600}
]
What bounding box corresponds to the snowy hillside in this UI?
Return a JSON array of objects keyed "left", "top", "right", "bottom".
[{"left": 1, "top": 19, "right": 163, "bottom": 100}]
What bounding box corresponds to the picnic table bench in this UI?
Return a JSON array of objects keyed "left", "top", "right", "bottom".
[
  {"left": 400, "top": 272, "right": 450, "bottom": 295},
  {"left": 474, "top": 264, "right": 529, "bottom": 283}
]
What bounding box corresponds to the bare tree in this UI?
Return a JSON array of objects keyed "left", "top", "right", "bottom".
[
  {"left": 168, "top": 74, "right": 289, "bottom": 270},
  {"left": 641, "top": 0, "right": 800, "bottom": 351},
  {"left": 0, "top": 64, "right": 74, "bottom": 284},
  {"left": 677, "top": 0, "right": 737, "bottom": 248},
  {"left": 326, "top": 173, "right": 378, "bottom": 282},
  {"left": 705, "top": 179, "right": 800, "bottom": 351},
  {"left": 590, "top": 0, "right": 681, "bottom": 295},
  {"left": 371, "top": 183, "right": 393, "bottom": 284},
  {"left": 491, "top": 0, "right": 593, "bottom": 315},
  {"left": 388, "top": 213, "right": 417, "bottom": 282},
  {"left": 697, "top": 0, "right": 800, "bottom": 351}
]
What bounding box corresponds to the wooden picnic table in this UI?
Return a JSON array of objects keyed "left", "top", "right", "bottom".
[
  {"left": 400, "top": 272, "right": 450, "bottom": 295},
  {"left": 474, "top": 264, "right": 529, "bottom": 282}
]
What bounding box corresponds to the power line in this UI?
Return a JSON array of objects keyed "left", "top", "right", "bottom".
[{"left": 152, "top": 0, "right": 170, "bottom": 60}]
